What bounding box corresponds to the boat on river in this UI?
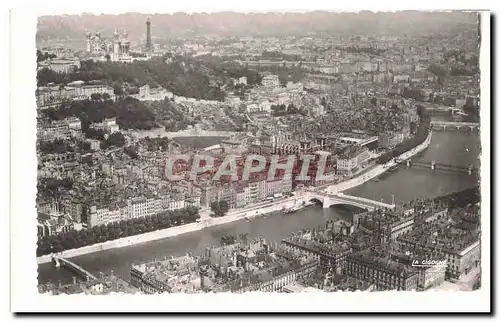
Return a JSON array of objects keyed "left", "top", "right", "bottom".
[
  {"left": 282, "top": 207, "right": 299, "bottom": 215},
  {"left": 282, "top": 198, "right": 304, "bottom": 214},
  {"left": 387, "top": 165, "right": 399, "bottom": 172}
]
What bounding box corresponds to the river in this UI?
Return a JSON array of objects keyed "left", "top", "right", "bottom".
[{"left": 37, "top": 116, "right": 481, "bottom": 285}]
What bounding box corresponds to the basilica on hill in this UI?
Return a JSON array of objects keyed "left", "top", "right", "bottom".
[{"left": 85, "top": 29, "right": 132, "bottom": 62}]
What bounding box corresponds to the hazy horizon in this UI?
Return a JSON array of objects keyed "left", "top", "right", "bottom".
[{"left": 37, "top": 11, "right": 479, "bottom": 42}]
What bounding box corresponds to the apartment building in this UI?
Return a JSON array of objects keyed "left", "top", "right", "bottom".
[
  {"left": 336, "top": 145, "right": 369, "bottom": 177},
  {"left": 344, "top": 251, "right": 419, "bottom": 291},
  {"left": 66, "top": 82, "right": 115, "bottom": 100},
  {"left": 261, "top": 75, "right": 280, "bottom": 88},
  {"left": 37, "top": 58, "right": 81, "bottom": 73},
  {"left": 90, "top": 118, "right": 120, "bottom": 134}
]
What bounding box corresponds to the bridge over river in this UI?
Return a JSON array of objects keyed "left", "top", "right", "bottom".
[
  {"left": 52, "top": 255, "right": 97, "bottom": 282},
  {"left": 431, "top": 121, "right": 479, "bottom": 131},
  {"left": 396, "top": 158, "right": 478, "bottom": 175},
  {"left": 303, "top": 191, "right": 395, "bottom": 211}
]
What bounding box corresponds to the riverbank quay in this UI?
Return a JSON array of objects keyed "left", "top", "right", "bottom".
[
  {"left": 37, "top": 131, "right": 432, "bottom": 265},
  {"left": 36, "top": 197, "right": 302, "bottom": 265},
  {"left": 324, "top": 131, "right": 432, "bottom": 194}
]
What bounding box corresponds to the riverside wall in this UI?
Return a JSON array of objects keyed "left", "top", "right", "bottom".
[{"left": 37, "top": 131, "right": 432, "bottom": 265}]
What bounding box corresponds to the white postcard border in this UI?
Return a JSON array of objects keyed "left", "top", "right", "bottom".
[{"left": 8, "top": 3, "right": 492, "bottom": 313}]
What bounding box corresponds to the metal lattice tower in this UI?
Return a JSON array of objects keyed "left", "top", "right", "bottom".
[{"left": 146, "top": 18, "right": 152, "bottom": 53}]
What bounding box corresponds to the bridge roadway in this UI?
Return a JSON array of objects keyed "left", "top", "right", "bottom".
[
  {"left": 304, "top": 190, "right": 395, "bottom": 210},
  {"left": 411, "top": 161, "right": 475, "bottom": 171},
  {"left": 398, "top": 159, "right": 477, "bottom": 175},
  {"left": 430, "top": 121, "right": 479, "bottom": 130},
  {"left": 52, "top": 255, "right": 97, "bottom": 281},
  {"left": 360, "top": 136, "right": 379, "bottom": 146}
]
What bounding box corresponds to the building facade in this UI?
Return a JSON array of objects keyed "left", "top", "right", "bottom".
[
  {"left": 85, "top": 30, "right": 132, "bottom": 62},
  {"left": 261, "top": 75, "right": 280, "bottom": 88},
  {"left": 344, "top": 253, "right": 419, "bottom": 291}
]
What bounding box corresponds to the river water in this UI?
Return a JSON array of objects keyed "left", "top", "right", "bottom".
[{"left": 37, "top": 116, "right": 481, "bottom": 285}]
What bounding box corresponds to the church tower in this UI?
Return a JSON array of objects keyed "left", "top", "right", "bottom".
[
  {"left": 85, "top": 32, "right": 92, "bottom": 52},
  {"left": 112, "top": 29, "right": 120, "bottom": 61}
]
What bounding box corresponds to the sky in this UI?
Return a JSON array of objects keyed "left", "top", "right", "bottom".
[{"left": 13, "top": 0, "right": 489, "bottom": 16}]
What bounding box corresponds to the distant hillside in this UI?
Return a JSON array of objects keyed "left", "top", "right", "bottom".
[{"left": 37, "top": 11, "right": 479, "bottom": 41}]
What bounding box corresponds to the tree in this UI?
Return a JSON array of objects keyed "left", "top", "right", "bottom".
[
  {"left": 102, "top": 93, "right": 111, "bottom": 100},
  {"left": 104, "top": 132, "right": 126, "bottom": 148},
  {"left": 124, "top": 146, "right": 139, "bottom": 159},
  {"left": 186, "top": 206, "right": 200, "bottom": 221},
  {"left": 91, "top": 93, "right": 103, "bottom": 101},
  {"left": 85, "top": 128, "right": 105, "bottom": 140},
  {"left": 219, "top": 200, "right": 229, "bottom": 215},
  {"left": 105, "top": 54, "right": 111, "bottom": 62},
  {"left": 113, "top": 84, "right": 124, "bottom": 96},
  {"left": 210, "top": 201, "right": 221, "bottom": 217},
  {"left": 37, "top": 68, "right": 65, "bottom": 86},
  {"left": 37, "top": 50, "right": 56, "bottom": 62},
  {"left": 210, "top": 201, "right": 229, "bottom": 217}
]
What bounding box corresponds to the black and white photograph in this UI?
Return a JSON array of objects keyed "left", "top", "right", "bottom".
[{"left": 8, "top": 3, "right": 492, "bottom": 314}]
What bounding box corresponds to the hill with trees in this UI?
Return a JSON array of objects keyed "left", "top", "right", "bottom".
[
  {"left": 43, "top": 97, "right": 158, "bottom": 131},
  {"left": 37, "top": 57, "right": 228, "bottom": 101}
]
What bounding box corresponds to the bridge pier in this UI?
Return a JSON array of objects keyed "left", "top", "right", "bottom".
[
  {"left": 406, "top": 159, "right": 411, "bottom": 168},
  {"left": 468, "top": 165, "right": 473, "bottom": 175},
  {"left": 52, "top": 256, "right": 60, "bottom": 268},
  {"left": 431, "top": 161, "right": 436, "bottom": 171}
]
